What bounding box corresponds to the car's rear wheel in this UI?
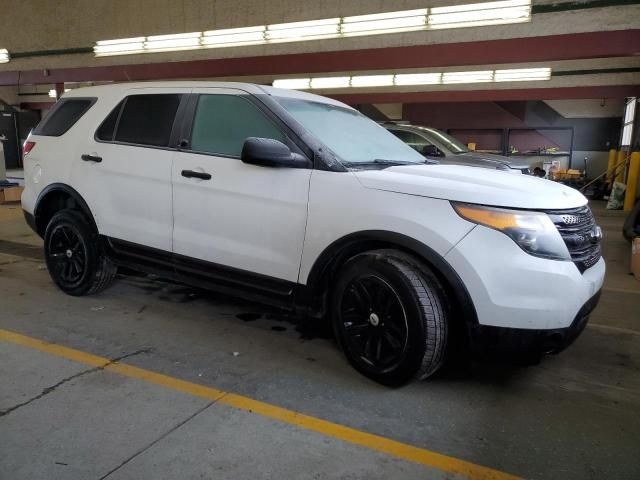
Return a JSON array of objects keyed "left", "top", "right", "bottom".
[
  {"left": 44, "top": 209, "right": 117, "bottom": 296},
  {"left": 332, "top": 249, "right": 448, "bottom": 386}
]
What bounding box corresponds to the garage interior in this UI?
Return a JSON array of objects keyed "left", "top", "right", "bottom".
[{"left": 1, "top": 1, "right": 640, "bottom": 479}]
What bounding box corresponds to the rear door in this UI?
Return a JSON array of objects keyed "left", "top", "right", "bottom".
[
  {"left": 171, "top": 88, "right": 312, "bottom": 282},
  {"left": 74, "top": 88, "right": 187, "bottom": 252}
]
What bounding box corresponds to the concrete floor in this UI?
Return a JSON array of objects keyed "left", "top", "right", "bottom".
[{"left": 0, "top": 200, "right": 639, "bottom": 480}]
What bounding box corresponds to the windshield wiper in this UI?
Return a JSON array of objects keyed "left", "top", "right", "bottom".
[{"left": 344, "top": 159, "right": 435, "bottom": 168}]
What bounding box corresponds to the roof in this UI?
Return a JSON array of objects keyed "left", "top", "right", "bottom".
[{"left": 62, "top": 81, "right": 352, "bottom": 109}]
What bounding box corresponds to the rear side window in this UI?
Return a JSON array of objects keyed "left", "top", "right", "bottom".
[
  {"left": 34, "top": 99, "right": 95, "bottom": 136},
  {"left": 190, "top": 95, "right": 285, "bottom": 157},
  {"left": 114, "top": 94, "right": 181, "bottom": 147}
]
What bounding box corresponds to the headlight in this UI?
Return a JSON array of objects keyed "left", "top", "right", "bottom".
[{"left": 452, "top": 202, "right": 571, "bottom": 261}]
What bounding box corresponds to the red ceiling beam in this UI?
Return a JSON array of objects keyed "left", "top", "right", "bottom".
[
  {"left": 328, "top": 85, "right": 640, "bottom": 104},
  {"left": 1, "top": 30, "right": 639, "bottom": 86}
]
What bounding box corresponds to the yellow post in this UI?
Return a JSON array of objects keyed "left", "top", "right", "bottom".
[
  {"left": 624, "top": 152, "right": 640, "bottom": 212},
  {"left": 607, "top": 149, "right": 617, "bottom": 183},
  {"left": 616, "top": 150, "right": 626, "bottom": 183}
]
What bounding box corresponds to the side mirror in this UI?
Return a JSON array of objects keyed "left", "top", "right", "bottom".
[
  {"left": 241, "top": 137, "right": 310, "bottom": 168},
  {"left": 421, "top": 145, "right": 443, "bottom": 157}
]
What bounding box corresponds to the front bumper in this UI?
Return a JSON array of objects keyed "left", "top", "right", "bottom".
[
  {"left": 445, "top": 225, "right": 605, "bottom": 330},
  {"left": 469, "top": 290, "right": 601, "bottom": 356}
]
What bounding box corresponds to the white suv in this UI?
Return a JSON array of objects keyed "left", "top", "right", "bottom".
[{"left": 21, "top": 82, "right": 605, "bottom": 385}]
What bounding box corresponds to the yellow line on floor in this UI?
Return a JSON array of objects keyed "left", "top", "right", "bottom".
[
  {"left": 602, "top": 287, "right": 640, "bottom": 295},
  {"left": 0, "top": 327, "right": 520, "bottom": 480}
]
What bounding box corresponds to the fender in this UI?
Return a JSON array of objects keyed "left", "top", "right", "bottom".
[
  {"left": 34, "top": 183, "right": 98, "bottom": 236},
  {"left": 304, "top": 230, "right": 478, "bottom": 325}
]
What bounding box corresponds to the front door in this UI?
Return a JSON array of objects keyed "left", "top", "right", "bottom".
[{"left": 171, "top": 89, "right": 311, "bottom": 282}]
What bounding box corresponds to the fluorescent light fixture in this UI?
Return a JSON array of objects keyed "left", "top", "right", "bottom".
[
  {"left": 266, "top": 18, "right": 340, "bottom": 42},
  {"left": 442, "top": 70, "right": 494, "bottom": 84},
  {"left": 202, "top": 26, "right": 265, "bottom": 47},
  {"left": 93, "top": 1, "right": 534, "bottom": 57},
  {"left": 429, "top": 0, "right": 531, "bottom": 29},
  {"left": 494, "top": 67, "right": 551, "bottom": 81},
  {"left": 351, "top": 75, "right": 395, "bottom": 87},
  {"left": 395, "top": 73, "right": 442, "bottom": 85},
  {"left": 0, "top": 49, "right": 9, "bottom": 63},
  {"left": 342, "top": 9, "right": 427, "bottom": 36},
  {"left": 273, "top": 78, "right": 312, "bottom": 89},
  {"left": 272, "top": 67, "right": 550, "bottom": 90},
  {"left": 145, "top": 32, "right": 201, "bottom": 51},
  {"left": 310, "top": 77, "right": 351, "bottom": 89},
  {"left": 94, "top": 37, "right": 145, "bottom": 56}
]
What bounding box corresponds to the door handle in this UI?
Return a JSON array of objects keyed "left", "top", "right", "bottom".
[
  {"left": 81, "top": 154, "right": 102, "bottom": 163},
  {"left": 181, "top": 169, "right": 211, "bottom": 180}
]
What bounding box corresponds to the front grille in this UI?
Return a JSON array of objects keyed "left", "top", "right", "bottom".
[{"left": 545, "top": 205, "right": 602, "bottom": 273}]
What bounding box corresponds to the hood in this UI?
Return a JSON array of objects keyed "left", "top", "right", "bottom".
[{"left": 354, "top": 164, "right": 587, "bottom": 210}]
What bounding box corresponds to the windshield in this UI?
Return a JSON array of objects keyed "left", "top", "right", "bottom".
[
  {"left": 416, "top": 127, "right": 469, "bottom": 154},
  {"left": 274, "top": 97, "right": 426, "bottom": 166}
]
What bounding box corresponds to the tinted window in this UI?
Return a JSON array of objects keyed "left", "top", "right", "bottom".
[
  {"left": 190, "top": 95, "right": 285, "bottom": 157},
  {"left": 96, "top": 101, "right": 123, "bottom": 141},
  {"left": 35, "top": 99, "right": 94, "bottom": 136},
  {"left": 115, "top": 94, "right": 181, "bottom": 147}
]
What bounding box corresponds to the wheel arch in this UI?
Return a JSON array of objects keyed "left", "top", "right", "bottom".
[
  {"left": 34, "top": 183, "right": 97, "bottom": 237},
  {"left": 303, "top": 230, "right": 478, "bottom": 326}
]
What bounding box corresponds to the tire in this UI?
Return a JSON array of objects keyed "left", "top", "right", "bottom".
[
  {"left": 44, "top": 209, "right": 117, "bottom": 296},
  {"left": 331, "top": 249, "right": 448, "bottom": 386}
]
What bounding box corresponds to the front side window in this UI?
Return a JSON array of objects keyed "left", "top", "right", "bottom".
[
  {"left": 190, "top": 95, "right": 285, "bottom": 157},
  {"left": 34, "top": 99, "right": 94, "bottom": 136},
  {"left": 275, "top": 98, "right": 425, "bottom": 166},
  {"left": 114, "top": 94, "right": 181, "bottom": 147}
]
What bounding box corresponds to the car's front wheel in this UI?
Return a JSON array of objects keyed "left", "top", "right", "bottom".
[
  {"left": 44, "top": 209, "right": 117, "bottom": 296},
  {"left": 332, "top": 249, "right": 448, "bottom": 386}
]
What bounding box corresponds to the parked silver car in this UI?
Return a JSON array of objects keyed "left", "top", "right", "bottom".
[{"left": 384, "top": 122, "right": 532, "bottom": 174}]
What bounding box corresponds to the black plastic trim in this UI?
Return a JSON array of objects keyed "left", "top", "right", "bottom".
[
  {"left": 106, "top": 237, "right": 298, "bottom": 307},
  {"left": 470, "top": 290, "right": 601, "bottom": 355},
  {"left": 23, "top": 210, "right": 37, "bottom": 234},
  {"left": 33, "top": 183, "right": 97, "bottom": 237},
  {"left": 305, "top": 230, "right": 478, "bottom": 324}
]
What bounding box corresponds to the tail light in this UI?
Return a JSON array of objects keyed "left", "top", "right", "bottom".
[{"left": 22, "top": 141, "right": 36, "bottom": 162}]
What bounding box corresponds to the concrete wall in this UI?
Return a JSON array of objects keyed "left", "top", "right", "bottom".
[
  {"left": 403, "top": 99, "right": 622, "bottom": 178},
  {"left": 1, "top": 1, "right": 638, "bottom": 71}
]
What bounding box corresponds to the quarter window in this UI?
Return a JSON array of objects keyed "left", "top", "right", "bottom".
[
  {"left": 96, "top": 100, "right": 123, "bottom": 141},
  {"left": 114, "top": 94, "right": 182, "bottom": 147},
  {"left": 190, "top": 95, "right": 285, "bottom": 157},
  {"left": 34, "top": 99, "right": 94, "bottom": 136}
]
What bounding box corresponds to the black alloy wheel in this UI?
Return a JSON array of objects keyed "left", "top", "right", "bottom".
[
  {"left": 332, "top": 249, "right": 448, "bottom": 386},
  {"left": 44, "top": 209, "right": 117, "bottom": 296},
  {"left": 47, "top": 224, "right": 87, "bottom": 287},
  {"left": 340, "top": 275, "right": 409, "bottom": 373}
]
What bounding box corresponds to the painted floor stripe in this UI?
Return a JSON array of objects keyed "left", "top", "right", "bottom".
[
  {"left": 0, "top": 328, "right": 520, "bottom": 480},
  {"left": 602, "top": 286, "right": 640, "bottom": 295}
]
